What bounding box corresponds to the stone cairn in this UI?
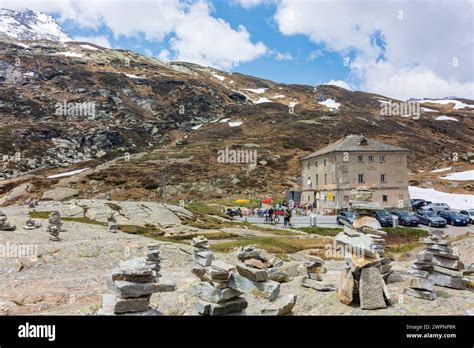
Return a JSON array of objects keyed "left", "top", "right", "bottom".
[
  {"left": 335, "top": 189, "right": 394, "bottom": 310},
  {"left": 47, "top": 211, "right": 63, "bottom": 241},
  {"left": 107, "top": 213, "right": 119, "bottom": 233},
  {"left": 145, "top": 243, "right": 161, "bottom": 279},
  {"left": 99, "top": 245, "right": 176, "bottom": 315},
  {"left": 234, "top": 245, "right": 297, "bottom": 315},
  {"left": 405, "top": 229, "right": 467, "bottom": 300},
  {"left": 23, "top": 217, "right": 42, "bottom": 230},
  {"left": 301, "top": 255, "right": 335, "bottom": 292},
  {"left": 0, "top": 211, "right": 16, "bottom": 231},
  {"left": 191, "top": 236, "right": 248, "bottom": 315}
]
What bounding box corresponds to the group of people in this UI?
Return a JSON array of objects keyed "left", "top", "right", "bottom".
[{"left": 256, "top": 204, "right": 293, "bottom": 227}]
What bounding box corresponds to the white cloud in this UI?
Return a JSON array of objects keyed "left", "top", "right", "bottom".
[
  {"left": 324, "top": 79, "right": 352, "bottom": 91},
  {"left": 274, "top": 0, "right": 474, "bottom": 99},
  {"left": 307, "top": 49, "right": 322, "bottom": 61},
  {"left": 157, "top": 49, "right": 171, "bottom": 62},
  {"left": 168, "top": 2, "right": 267, "bottom": 69},
  {"left": 275, "top": 51, "right": 293, "bottom": 61},
  {"left": 4, "top": 0, "right": 266, "bottom": 70},
  {"left": 74, "top": 35, "right": 111, "bottom": 48},
  {"left": 232, "top": 0, "right": 267, "bottom": 9}
]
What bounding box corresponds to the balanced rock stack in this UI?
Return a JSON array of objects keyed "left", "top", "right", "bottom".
[
  {"left": 145, "top": 243, "right": 162, "bottom": 278},
  {"left": 335, "top": 189, "right": 392, "bottom": 310},
  {"left": 405, "top": 229, "right": 467, "bottom": 299},
  {"left": 301, "top": 255, "right": 335, "bottom": 291},
  {"left": 107, "top": 214, "right": 119, "bottom": 233},
  {"left": 23, "top": 217, "right": 42, "bottom": 230},
  {"left": 234, "top": 245, "right": 282, "bottom": 300},
  {"left": 192, "top": 236, "right": 214, "bottom": 267},
  {"left": 0, "top": 212, "right": 16, "bottom": 231},
  {"left": 47, "top": 211, "right": 63, "bottom": 241},
  {"left": 99, "top": 256, "right": 176, "bottom": 315},
  {"left": 193, "top": 260, "right": 248, "bottom": 315}
]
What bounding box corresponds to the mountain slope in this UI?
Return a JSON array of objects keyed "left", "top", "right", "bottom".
[
  {"left": 0, "top": 18, "right": 473, "bottom": 204},
  {"left": 0, "top": 9, "right": 71, "bottom": 42}
]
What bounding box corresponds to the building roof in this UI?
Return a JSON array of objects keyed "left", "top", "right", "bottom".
[{"left": 302, "top": 134, "right": 410, "bottom": 160}]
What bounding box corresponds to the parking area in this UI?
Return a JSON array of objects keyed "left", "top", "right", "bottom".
[{"left": 238, "top": 214, "right": 474, "bottom": 237}]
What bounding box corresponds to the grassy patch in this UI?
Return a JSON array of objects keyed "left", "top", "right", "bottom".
[
  {"left": 186, "top": 202, "right": 228, "bottom": 219},
  {"left": 297, "top": 226, "right": 343, "bottom": 237},
  {"left": 183, "top": 202, "right": 235, "bottom": 229},
  {"left": 29, "top": 211, "right": 106, "bottom": 226},
  {"left": 118, "top": 224, "right": 165, "bottom": 238},
  {"left": 210, "top": 236, "right": 332, "bottom": 255},
  {"left": 163, "top": 231, "right": 237, "bottom": 241},
  {"left": 382, "top": 227, "right": 428, "bottom": 257}
]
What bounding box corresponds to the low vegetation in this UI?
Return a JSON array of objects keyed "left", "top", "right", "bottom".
[
  {"left": 296, "top": 226, "right": 343, "bottom": 237},
  {"left": 29, "top": 211, "right": 106, "bottom": 226},
  {"left": 210, "top": 235, "right": 332, "bottom": 256},
  {"left": 383, "top": 227, "right": 428, "bottom": 257}
]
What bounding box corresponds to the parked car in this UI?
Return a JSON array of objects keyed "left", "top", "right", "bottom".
[
  {"left": 374, "top": 210, "right": 393, "bottom": 227},
  {"left": 415, "top": 210, "right": 447, "bottom": 227},
  {"left": 421, "top": 202, "right": 450, "bottom": 212},
  {"left": 410, "top": 199, "right": 431, "bottom": 211},
  {"left": 459, "top": 210, "right": 474, "bottom": 224},
  {"left": 389, "top": 210, "right": 420, "bottom": 226},
  {"left": 337, "top": 211, "right": 354, "bottom": 225},
  {"left": 436, "top": 210, "right": 469, "bottom": 226},
  {"left": 226, "top": 207, "right": 242, "bottom": 218}
]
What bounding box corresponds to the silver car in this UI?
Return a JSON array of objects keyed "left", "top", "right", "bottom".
[{"left": 421, "top": 202, "right": 450, "bottom": 212}]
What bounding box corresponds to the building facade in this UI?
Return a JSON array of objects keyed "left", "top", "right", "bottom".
[{"left": 300, "top": 135, "right": 410, "bottom": 210}]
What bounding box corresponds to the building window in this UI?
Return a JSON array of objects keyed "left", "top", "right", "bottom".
[
  {"left": 307, "top": 161, "right": 310, "bottom": 169},
  {"left": 315, "top": 161, "right": 318, "bottom": 167},
  {"left": 381, "top": 174, "right": 386, "bottom": 183},
  {"left": 324, "top": 174, "right": 327, "bottom": 185},
  {"left": 357, "top": 155, "right": 363, "bottom": 162},
  {"left": 380, "top": 155, "right": 385, "bottom": 163},
  {"left": 308, "top": 195, "right": 310, "bottom": 202},
  {"left": 324, "top": 159, "right": 327, "bottom": 166},
  {"left": 316, "top": 174, "right": 318, "bottom": 186},
  {"left": 382, "top": 195, "right": 388, "bottom": 202},
  {"left": 358, "top": 174, "right": 364, "bottom": 183},
  {"left": 368, "top": 155, "right": 374, "bottom": 162}
]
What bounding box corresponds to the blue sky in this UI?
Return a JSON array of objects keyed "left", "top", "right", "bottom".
[{"left": 5, "top": 0, "right": 473, "bottom": 99}]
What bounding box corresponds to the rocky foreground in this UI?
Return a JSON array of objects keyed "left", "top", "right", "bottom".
[{"left": 0, "top": 203, "right": 473, "bottom": 316}]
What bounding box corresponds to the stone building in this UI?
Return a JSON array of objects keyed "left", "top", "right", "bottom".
[{"left": 300, "top": 134, "right": 410, "bottom": 210}]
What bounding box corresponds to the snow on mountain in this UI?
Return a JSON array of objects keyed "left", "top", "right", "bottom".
[{"left": 0, "top": 8, "right": 72, "bottom": 42}]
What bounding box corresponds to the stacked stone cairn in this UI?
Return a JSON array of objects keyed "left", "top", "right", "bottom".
[
  {"left": 107, "top": 213, "right": 119, "bottom": 233},
  {"left": 335, "top": 189, "right": 393, "bottom": 310},
  {"left": 301, "top": 255, "right": 335, "bottom": 291},
  {"left": 193, "top": 260, "right": 248, "bottom": 315},
  {"left": 145, "top": 243, "right": 162, "bottom": 279},
  {"left": 234, "top": 245, "right": 297, "bottom": 315},
  {"left": 405, "top": 229, "right": 467, "bottom": 300},
  {"left": 99, "top": 248, "right": 176, "bottom": 315},
  {"left": 23, "top": 217, "right": 42, "bottom": 230},
  {"left": 0, "top": 211, "right": 16, "bottom": 231},
  {"left": 47, "top": 211, "right": 63, "bottom": 241}
]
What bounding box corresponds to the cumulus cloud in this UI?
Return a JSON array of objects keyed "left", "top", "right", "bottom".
[
  {"left": 274, "top": 0, "right": 474, "bottom": 99},
  {"left": 168, "top": 2, "right": 267, "bottom": 69},
  {"left": 274, "top": 51, "right": 293, "bottom": 61},
  {"left": 3, "top": 0, "right": 266, "bottom": 69},
  {"left": 324, "top": 79, "right": 353, "bottom": 91},
  {"left": 74, "top": 35, "right": 111, "bottom": 48}
]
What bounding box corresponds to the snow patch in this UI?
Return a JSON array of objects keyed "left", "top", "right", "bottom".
[
  {"left": 47, "top": 168, "right": 90, "bottom": 179},
  {"left": 435, "top": 115, "right": 458, "bottom": 122},
  {"left": 53, "top": 51, "right": 83, "bottom": 58},
  {"left": 420, "top": 99, "right": 474, "bottom": 110},
  {"left": 245, "top": 88, "right": 267, "bottom": 94},
  {"left": 191, "top": 124, "right": 203, "bottom": 130},
  {"left": 80, "top": 44, "right": 98, "bottom": 51},
  {"left": 212, "top": 73, "right": 225, "bottom": 81},
  {"left": 124, "top": 73, "right": 145, "bottom": 79},
  {"left": 421, "top": 107, "right": 438, "bottom": 113},
  {"left": 441, "top": 170, "right": 474, "bottom": 181},
  {"left": 272, "top": 95, "right": 285, "bottom": 99},
  {"left": 318, "top": 98, "right": 340, "bottom": 110},
  {"left": 430, "top": 167, "right": 452, "bottom": 173},
  {"left": 255, "top": 97, "right": 273, "bottom": 104},
  {"left": 409, "top": 186, "right": 474, "bottom": 210},
  {"left": 229, "top": 121, "right": 242, "bottom": 127},
  {"left": 219, "top": 118, "right": 230, "bottom": 123}
]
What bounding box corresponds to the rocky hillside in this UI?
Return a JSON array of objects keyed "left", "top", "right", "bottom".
[{"left": 0, "top": 29, "right": 473, "bottom": 204}]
